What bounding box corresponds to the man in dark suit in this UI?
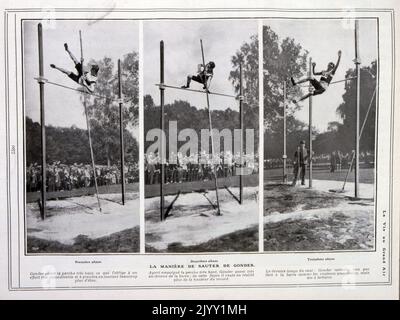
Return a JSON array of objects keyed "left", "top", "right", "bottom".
[{"left": 292, "top": 140, "right": 309, "bottom": 186}]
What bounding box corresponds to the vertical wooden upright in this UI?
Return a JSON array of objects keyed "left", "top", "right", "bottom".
[
  {"left": 308, "top": 58, "right": 313, "bottom": 188},
  {"left": 283, "top": 81, "right": 287, "bottom": 183},
  {"left": 118, "top": 59, "right": 126, "bottom": 205},
  {"left": 160, "top": 41, "right": 165, "bottom": 220},
  {"left": 354, "top": 20, "right": 361, "bottom": 199},
  {"left": 200, "top": 39, "right": 221, "bottom": 215},
  {"left": 79, "top": 30, "right": 83, "bottom": 65},
  {"left": 37, "top": 23, "right": 46, "bottom": 220},
  {"left": 239, "top": 64, "right": 244, "bottom": 204}
]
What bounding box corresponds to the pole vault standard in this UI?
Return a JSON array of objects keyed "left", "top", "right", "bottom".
[
  {"left": 354, "top": 20, "right": 361, "bottom": 199},
  {"left": 329, "top": 86, "right": 376, "bottom": 194},
  {"left": 80, "top": 30, "right": 102, "bottom": 212},
  {"left": 308, "top": 58, "right": 313, "bottom": 188},
  {"left": 118, "top": 59, "right": 126, "bottom": 205},
  {"left": 239, "top": 64, "right": 244, "bottom": 204},
  {"left": 200, "top": 39, "right": 221, "bottom": 215},
  {"left": 37, "top": 23, "right": 46, "bottom": 220},
  {"left": 159, "top": 41, "right": 165, "bottom": 221},
  {"left": 282, "top": 81, "right": 287, "bottom": 183}
]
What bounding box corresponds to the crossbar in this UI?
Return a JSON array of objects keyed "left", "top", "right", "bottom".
[
  {"left": 155, "top": 83, "right": 237, "bottom": 99},
  {"left": 330, "top": 76, "right": 358, "bottom": 85},
  {"left": 35, "top": 77, "right": 134, "bottom": 103}
]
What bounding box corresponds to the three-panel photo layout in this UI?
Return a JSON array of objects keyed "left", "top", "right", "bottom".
[{"left": 23, "top": 18, "right": 377, "bottom": 254}]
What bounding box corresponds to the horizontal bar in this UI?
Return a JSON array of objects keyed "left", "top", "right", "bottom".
[
  {"left": 155, "top": 83, "right": 238, "bottom": 99},
  {"left": 34, "top": 77, "right": 126, "bottom": 103},
  {"left": 330, "top": 76, "right": 358, "bottom": 85}
]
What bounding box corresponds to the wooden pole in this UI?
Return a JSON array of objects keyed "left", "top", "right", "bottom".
[
  {"left": 79, "top": 30, "right": 83, "bottom": 65},
  {"left": 354, "top": 20, "right": 361, "bottom": 199},
  {"left": 239, "top": 63, "right": 243, "bottom": 204},
  {"left": 80, "top": 30, "right": 101, "bottom": 212},
  {"left": 160, "top": 41, "right": 165, "bottom": 221},
  {"left": 200, "top": 39, "right": 221, "bottom": 215},
  {"left": 37, "top": 23, "right": 46, "bottom": 220},
  {"left": 83, "top": 98, "right": 102, "bottom": 212},
  {"left": 283, "top": 81, "right": 287, "bottom": 183},
  {"left": 308, "top": 58, "right": 313, "bottom": 188},
  {"left": 118, "top": 59, "right": 126, "bottom": 205}
]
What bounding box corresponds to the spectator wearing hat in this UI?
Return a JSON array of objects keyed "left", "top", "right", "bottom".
[{"left": 292, "top": 140, "right": 309, "bottom": 186}]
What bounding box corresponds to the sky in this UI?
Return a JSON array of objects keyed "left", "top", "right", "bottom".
[
  {"left": 264, "top": 19, "right": 378, "bottom": 132},
  {"left": 143, "top": 20, "right": 257, "bottom": 111},
  {"left": 23, "top": 20, "right": 139, "bottom": 138}
]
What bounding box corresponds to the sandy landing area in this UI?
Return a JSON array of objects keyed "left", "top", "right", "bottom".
[
  {"left": 27, "top": 192, "right": 140, "bottom": 245},
  {"left": 264, "top": 179, "right": 375, "bottom": 250},
  {"left": 145, "top": 187, "right": 260, "bottom": 251}
]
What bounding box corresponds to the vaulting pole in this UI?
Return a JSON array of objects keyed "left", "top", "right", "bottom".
[
  {"left": 80, "top": 30, "right": 101, "bottom": 212},
  {"left": 118, "top": 59, "right": 126, "bottom": 205},
  {"left": 283, "top": 81, "right": 287, "bottom": 183},
  {"left": 354, "top": 20, "right": 361, "bottom": 199},
  {"left": 160, "top": 41, "right": 165, "bottom": 221},
  {"left": 79, "top": 30, "right": 83, "bottom": 65},
  {"left": 37, "top": 23, "right": 46, "bottom": 220},
  {"left": 83, "top": 98, "right": 102, "bottom": 212},
  {"left": 239, "top": 63, "right": 243, "bottom": 204},
  {"left": 308, "top": 57, "right": 313, "bottom": 188},
  {"left": 200, "top": 39, "right": 221, "bottom": 215}
]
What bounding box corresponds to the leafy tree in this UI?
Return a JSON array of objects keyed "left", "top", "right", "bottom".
[
  {"left": 25, "top": 117, "right": 139, "bottom": 165},
  {"left": 262, "top": 26, "right": 309, "bottom": 159},
  {"left": 336, "top": 61, "right": 377, "bottom": 152},
  {"left": 144, "top": 94, "right": 155, "bottom": 108},
  {"left": 262, "top": 26, "right": 308, "bottom": 129},
  {"left": 82, "top": 52, "right": 139, "bottom": 166},
  {"left": 229, "top": 34, "right": 259, "bottom": 151}
]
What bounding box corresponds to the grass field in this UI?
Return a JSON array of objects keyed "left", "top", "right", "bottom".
[
  {"left": 263, "top": 167, "right": 375, "bottom": 251},
  {"left": 265, "top": 167, "right": 375, "bottom": 184},
  {"left": 27, "top": 227, "right": 140, "bottom": 253}
]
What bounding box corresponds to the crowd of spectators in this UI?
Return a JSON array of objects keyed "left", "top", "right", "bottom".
[
  {"left": 26, "top": 161, "right": 139, "bottom": 192},
  {"left": 264, "top": 150, "right": 375, "bottom": 171},
  {"left": 145, "top": 151, "right": 259, "bottom": 185}
]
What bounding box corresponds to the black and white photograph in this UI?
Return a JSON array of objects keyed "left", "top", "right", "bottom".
[
  {"left": 143, "top": 20, "right": 260, "bottom": 253},
  {"left": 263, "top": 19, "right": 378, "bottom": 251},
  {"left": 23, "top": 20, "right": 140, "bottom": 253},
  {"left": 1, "top": 0, "right": 398, "bottom": 300}
]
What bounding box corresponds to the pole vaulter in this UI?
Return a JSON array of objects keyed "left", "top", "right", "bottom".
[
  {"left": 35, "top": 24, "right": 131, "bottom": 218},
  {"left": 157, "top": 40, "right": 245, "bottom": 220}
]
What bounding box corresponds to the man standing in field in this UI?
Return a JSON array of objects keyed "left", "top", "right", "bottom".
[{"left": 292, "top": 140, "right": 309, "bottom": 186}]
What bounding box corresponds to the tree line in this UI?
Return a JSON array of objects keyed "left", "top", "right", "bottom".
[{"left": 26, "top": 117, "right": 139, "bottom": 165}]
